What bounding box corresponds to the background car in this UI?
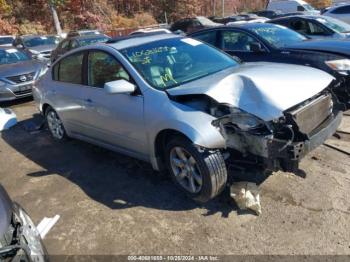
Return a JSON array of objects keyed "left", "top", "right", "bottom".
[
  {"left": 269, "top": 15, "right": 350, "bottom": 39},
  {"left": 252, "top": 10, "right": 283, "bottom": 19},
  {"left": 0, "top": 36, "right": 14, "bottom": 47},
  {"left": 0, "top": 47, "right": 46, "bottom": 101},
  {"left": 267, "top": 0, "right": 320, "bottom": 15},
  {"left": 322, "top": 3, "right": 350, "bottom": 24},
  {"left": 34, "top": 33, "right": 341, "bottom": 203},
  {"left": 170, "top": 16, "right": 221, "bottom": 33},
  {"left": 189, "top": 23, "right": 350, "bottom": 108},
  {"left": 0, "top": 184, "right": 48, "bottom": 261},
  {"left": 51, "top": 34, "right": 110, "bottom": 62},
  {"left": 13, "top": 35, "right": 61, "bottom": 61},
  {"left": 129, "top": 28, "right": 172, "bottom": 35},
  {"left": 67, "top": 29, "right": 104, "bottom": 38}
]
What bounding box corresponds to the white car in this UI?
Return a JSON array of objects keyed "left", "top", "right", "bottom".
[
  {"left": 267, "top": 0, "right": 320, "bottom": 15},
  {"left": 322, "top": 4, "right": 350, "bottom": 24},
  {"left": 0, "top": 36, "right": 14, "bottom": 47}
]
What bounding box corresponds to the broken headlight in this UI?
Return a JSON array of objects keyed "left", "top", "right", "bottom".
[
  {"left": 212, "top": 107, "right": 267, "bottom": 132},
  {"left": 228, "top": 108, "right": 266, "bottom": 131},
  {"left": 325, "top": 59, "right": 350, "bottom": 74}
]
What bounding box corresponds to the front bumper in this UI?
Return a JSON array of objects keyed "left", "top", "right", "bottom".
[
  {"left": 0, "top": 82, "right": 34, "bottom": 102},
  {"left": 0, "top": 203, "right": 48, "bottom": 262},
  {"left": 264, "top": 111, "right": 342, "bottom": 172}
]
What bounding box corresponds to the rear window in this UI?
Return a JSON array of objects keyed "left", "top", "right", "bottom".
[{"left": 53, "top": 52, "right": 84, "bottom": 84}]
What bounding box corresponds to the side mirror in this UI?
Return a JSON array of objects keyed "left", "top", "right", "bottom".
[
  {"left": 104, "top": 79, "right": 136, "bottom": 95},
  {"left": 249, "top": 42, "right": 265, "bottom": 53}
]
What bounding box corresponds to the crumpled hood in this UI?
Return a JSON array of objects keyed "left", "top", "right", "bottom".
[
  {"left": 167, "top": 62, "right": 334, "bottom": 121},
  {"left": 0, "top": 184, "right": 13, "bottom": 238}
]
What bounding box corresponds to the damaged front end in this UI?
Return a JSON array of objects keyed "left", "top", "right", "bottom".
[{"left": 212, "top": 92, "right": 342, "bottom": 173}]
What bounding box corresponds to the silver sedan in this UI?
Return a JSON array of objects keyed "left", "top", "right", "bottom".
[
  {"left": 0, "top": 47, "right": 47, "bottom": 101},
  {"left": 33, "top": 33, "right": 342, "bottom": 202}
]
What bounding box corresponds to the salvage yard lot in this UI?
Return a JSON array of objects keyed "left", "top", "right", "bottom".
[{"left": 1, "top": 99, "right": 350, "bottom": 255}]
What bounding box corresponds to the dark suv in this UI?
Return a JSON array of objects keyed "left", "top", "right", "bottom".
[{"left": 170, "top": 16, "right": 221, "bottom": 33}]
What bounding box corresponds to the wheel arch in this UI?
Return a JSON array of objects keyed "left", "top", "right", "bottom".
[{"left": 153, "top": 129, "right": 192, "bottom": 172}]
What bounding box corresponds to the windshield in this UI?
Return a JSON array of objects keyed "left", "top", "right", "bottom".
[
  {"left": 0, "top": 49, "right": 30, "bottom": 65},
  {"left": 316, "top": 16, "right": 350, "bottom": 33},
  {"left": 251, "top": 24, "right": 307, "bottom": 48},
  {"left": 23, "top": 36, "right": 60, "bottom": 47},
  {"left": 79, "top": 37, "right": 110, "bottom": 47},
  {"left": 0, "top": 37, "right": 14, "bottom": 45},
  {"left": 122, "top": 37, "right": 238, "bottom": 90}
]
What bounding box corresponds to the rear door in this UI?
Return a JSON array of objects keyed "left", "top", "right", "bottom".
[{"left": 50, "top": 51, "right": 87, "bottom": 134}]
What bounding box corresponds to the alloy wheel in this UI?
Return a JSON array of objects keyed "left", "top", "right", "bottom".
[
  {"left": 47, "top": 110, "right": 65, "bottom": 140},
  {"left": 169, "top": 146, "right": 203, "bottom": 194}
]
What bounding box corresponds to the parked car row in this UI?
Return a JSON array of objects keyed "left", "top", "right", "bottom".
[{"left": 0, "top": 30, "right": 111, "bottom": 102}]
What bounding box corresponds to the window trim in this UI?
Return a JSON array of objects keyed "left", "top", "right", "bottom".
[{"left": 52, "top": 50, "right": 86, "bottom": 86}]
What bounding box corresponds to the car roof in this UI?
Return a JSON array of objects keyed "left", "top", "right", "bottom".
[
  {"left": 19, "top": 35, "right": 57, "bottom": 39},
  {"left": 107, "top": 32, "right": 180, "bottom": 50},
  {"left": 68, "top": 34, "right": 110, "bottom": 41}
]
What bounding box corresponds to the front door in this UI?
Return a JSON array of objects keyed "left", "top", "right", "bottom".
[{"left": 81, "top": 50, "right": 147, "bottom": 156}]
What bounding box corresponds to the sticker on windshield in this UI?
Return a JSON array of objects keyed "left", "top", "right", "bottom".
[
  {"left": 5, "top": 49, "right": 17, "bottom": 53},
  {"left": 181, "top": 38, "right": 202, "bottom": 46}
]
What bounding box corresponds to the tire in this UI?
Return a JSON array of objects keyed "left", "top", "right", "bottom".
[
  {"left": 45, "top": 107, "right": 67, "bottom": 141},
  {"left": 165, "top": 136, "right": 227, "bottom": 203}
]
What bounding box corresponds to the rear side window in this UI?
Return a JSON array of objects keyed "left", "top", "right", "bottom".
[
  {"left": 297, "top": 5, "right": 305, "bottom": 11},
  {"left": 221, "top": 31, "right": 259, "bottom": 51},
  {"left": 192, "top": 31, "right": 217, "bottom": 46},
  {"left": 53, "top": 52, "right": 84, "bottom": 84}
]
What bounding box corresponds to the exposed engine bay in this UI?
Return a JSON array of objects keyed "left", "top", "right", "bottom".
[{"left": 171, "top": 90, "right": 342, "bottom": 173}]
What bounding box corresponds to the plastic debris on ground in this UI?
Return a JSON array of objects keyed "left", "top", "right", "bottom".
[
  {"left": 0, "top": 107, "right": 17, "bottom": 131},
  {"left": 230, "top": 182, "right": 262, "bottom": 216},
  {"left": 37, "top": 215, "right": 60, "bottom": 239}
]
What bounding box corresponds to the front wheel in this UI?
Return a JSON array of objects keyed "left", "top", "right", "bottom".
[
  {"left": 45, "top": 107, "right": 67, "bottom": 141},
  {"left": 165, "top": 137, "right": 227, "bottom": 203}
]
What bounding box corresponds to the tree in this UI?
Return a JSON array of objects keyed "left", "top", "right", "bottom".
[{"left": 49, "top": 0, "right": 62, "bottom": 35}]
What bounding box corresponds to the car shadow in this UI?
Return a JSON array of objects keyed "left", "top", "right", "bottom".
[
  {"left": 0, "top": 96, "right": 33, "bottom": 107},
  {"left": 1, "top": 114, "right": 247, "bottom": 218}
]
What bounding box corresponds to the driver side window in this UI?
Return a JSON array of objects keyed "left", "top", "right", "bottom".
[
  {"left": 221, "top": 31, "right": 259, "bottom": 52},
  {"left": 88, "top": 51, "right": 130, "bottom": 88},
  {"left": 307, "top": 21, "right": 328, "bottom": 35},
  {"left": 290, "top": 19, "right": 310, "bottom": 35}
]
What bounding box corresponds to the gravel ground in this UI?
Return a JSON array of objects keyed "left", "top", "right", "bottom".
[{"left": 0, "top": 99, "right": 350, "bottom": 256}]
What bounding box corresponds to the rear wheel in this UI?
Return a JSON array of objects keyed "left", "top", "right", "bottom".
[
  {"left": 45, "top": 107, "right": 67, "bottom": 140},
  {"left": 165, "top": 136, "right": 227, "bottom": 203}
]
